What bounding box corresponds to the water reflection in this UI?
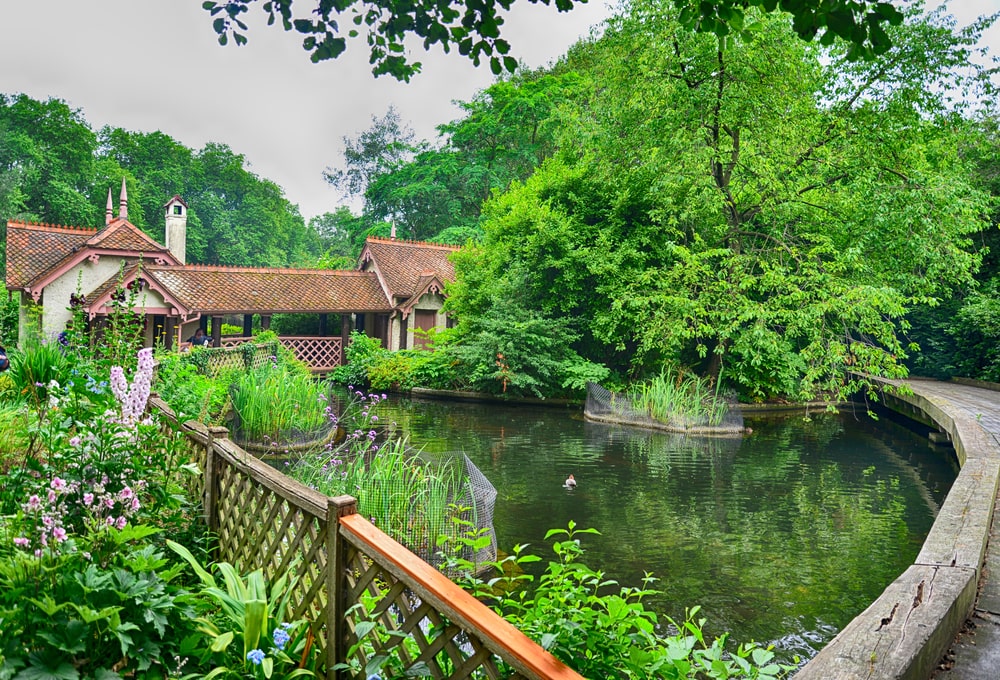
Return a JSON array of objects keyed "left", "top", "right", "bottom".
[{"left": 375, "top": 395, "right": 957, "bottom": 660}]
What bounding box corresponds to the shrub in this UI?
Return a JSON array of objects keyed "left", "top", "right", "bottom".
[
  {"left": 9, "top": 338, "right": 68, "bottom": 406},
  {"left": 230, "top": 363, "right": 329, "bottom": 442},
  {"left": 329, "top": 331, "right": 386, "bottom": 387}
]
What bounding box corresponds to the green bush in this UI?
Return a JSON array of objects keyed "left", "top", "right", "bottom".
[
  {"left": 9, "top": 338, "right": 68, "bottom": 406},
  {"left": 329, "top": 331, "right": 386, "bottom": 387}
]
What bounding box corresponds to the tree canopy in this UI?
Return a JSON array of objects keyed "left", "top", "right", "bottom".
[
  {"left": 0, "top": 93, "right": 323, "bottom": 268},
  {"left": 440, "top": 1, "right": 994, "bottom": 401},
  {"left": 202, "top": 0, "right": 908, "bottom": 79}
]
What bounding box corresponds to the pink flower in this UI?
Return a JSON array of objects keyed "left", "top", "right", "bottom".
[
  {"left": 83, "top": 493, "right": 94, "bottom": 506},
  {"left": 69, "top": 436, "right": 81, "bottom": 447},
  {"left": 51, "top": 477, "right": 66, "bottom": 491},
  {"left": 106, "top": 516, "right": 116, "bottom": 527},
  {"left": 26, "top": 495, "right": 41, "bottom": 511},
  {"left": 52, "top": 527, "right": 67, "bottom": 543},
  {"left": 130, "top": 497, "right": 140, "bottom": 512},
  {"left": 13, "top": 537, "right": 29, "bottom": 548},
  {"left": 115, "top": 516, "right": 128, "bottom": 530},
  {"left": 119, "top": 487, "right": 133, "bottom": 500}
]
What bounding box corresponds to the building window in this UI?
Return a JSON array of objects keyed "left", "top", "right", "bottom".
[{"left": 173, "top": 205, "right": 183, "bottom": 215}]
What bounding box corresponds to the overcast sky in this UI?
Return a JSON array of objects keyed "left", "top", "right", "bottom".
[{"left": 0, "top": 0, "right": 996, "bottom": 222}]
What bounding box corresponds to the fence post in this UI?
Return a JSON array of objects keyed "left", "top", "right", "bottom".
[
  {"left": 326, "top": 495, "right": 358, "bottom": 680},
  {"left": 204, "top": 425, "right": 230, "bottom": 534}
]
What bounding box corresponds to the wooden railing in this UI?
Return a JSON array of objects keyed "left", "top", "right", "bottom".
[
  {"left": 221, "top": 336, "right": 343, "bottom": 372},
  {"left": 151, "top": 396, "right": 581, "bottom": 680}
]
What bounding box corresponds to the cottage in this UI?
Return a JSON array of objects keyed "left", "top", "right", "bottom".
[{"left": 5, "top": 183, "right": 458, "bottom": 367}]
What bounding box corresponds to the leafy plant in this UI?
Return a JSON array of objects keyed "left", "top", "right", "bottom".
[
  {"left": 630, "top": 367, "right": 731, "bottom": 428},
  {"left": 444, "top": 521, "right": 798, "bottom": 679},
  {"left": 230, "top": 363, "right": 329, "bottom": 443},
  {"left": 167, "top": 541, "right": 319, "bottom": 679}
]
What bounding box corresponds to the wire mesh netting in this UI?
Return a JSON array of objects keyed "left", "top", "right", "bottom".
[{"left": 585, "top": 382, "right": 745, "bottom": 434}]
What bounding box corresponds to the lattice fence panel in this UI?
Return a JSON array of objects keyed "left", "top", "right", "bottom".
[
  {"left": 340, "top": 538, "right": 513, "bottom": 680},
  {"left": 213, "top": 455, "right": 333, "bottom": 651},
  {"left": 279, "top": 337, "right": 343, "bottom": 371}
]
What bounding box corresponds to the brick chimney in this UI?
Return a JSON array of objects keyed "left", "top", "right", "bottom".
[{"left": 164, "top": 195, "right": 188, "bottom": 264}]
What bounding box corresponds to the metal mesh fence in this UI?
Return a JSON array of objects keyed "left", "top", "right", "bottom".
[{"left": 585, "top": 382, "right": 745, "bottom": 434}]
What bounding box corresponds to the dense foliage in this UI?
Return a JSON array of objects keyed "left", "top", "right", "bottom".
[
  {"left": 441, "top": 2, "right": 996, "bottom": 400},
  {"left": 0, "top": 94, "right": 323, "bottom": 268}
]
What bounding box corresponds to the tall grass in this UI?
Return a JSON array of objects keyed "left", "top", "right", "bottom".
[
  {"left": 630, "top": 368, "right": 730, "bottom": 429},
  {"left": 293, "top": 437, "right": 469, "bottom": 559},
  {"left": 230, "top": 364, "right": 328, "bottom": 442}
]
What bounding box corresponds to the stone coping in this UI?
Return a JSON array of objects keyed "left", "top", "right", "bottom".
[{"left": 795, "top": 382, "right": 1000, "bottom": 680}]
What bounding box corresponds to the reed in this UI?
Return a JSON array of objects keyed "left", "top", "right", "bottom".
[
  {"left": 630, "top": 368, "right": 729, "bottom": 428},
  {"left": 230, "top": 364, "right": 328, "bottom": 442},
  {"left": 292, "top": 432, "right": 468, "bottom": 558}
]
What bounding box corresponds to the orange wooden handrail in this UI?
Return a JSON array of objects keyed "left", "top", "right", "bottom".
[{"left": 338, "top": 512, "right": 585, "bottom": 680}]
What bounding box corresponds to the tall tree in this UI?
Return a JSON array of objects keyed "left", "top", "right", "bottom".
[{"left": 450, "top": 1, "right": 993, "bottom": 401}]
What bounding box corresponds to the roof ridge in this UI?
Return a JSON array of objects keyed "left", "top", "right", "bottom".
[
  {"left": 147, "top": 263, "right": 377, "bottom": 275},
  {"left": 366, "top": 236, "right": 460, "bottom": 251},
  {"left": 7, "top": 221, "right": 98, "bottom": 234}
]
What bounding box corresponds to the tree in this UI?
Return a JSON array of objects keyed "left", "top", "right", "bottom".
[
  {"left": 449, "top": 2, "right": 993, "bottom": 401},
  {"left": 324, "top": 106, "right": 415, "bottom": 201},
  {"left": 201, "top": 0, "right": 907, "bottom": 80}
]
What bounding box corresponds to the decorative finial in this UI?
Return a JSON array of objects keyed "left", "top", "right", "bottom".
[
  {"left": 119, "top": 178, "right": 128, "bottom": 220},
  {"left": 105, "top": 187, "right": 113, "bottom": 225},
  {"left": 390, "top": 223, "right": 396, "bottom": 239}
]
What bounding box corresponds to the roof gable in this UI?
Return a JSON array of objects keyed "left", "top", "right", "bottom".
[
  {"left": 6, "top": 221, "right": 95, "bottom": 289},
  {"left": 6, "top": 219, "right": 179, "bottom": 295},
  {"left": 359, "top": 237, "right": 458, "bottom": 300},
  {"left": 86, "top": 218, "right": 170, "bottom": 254}
]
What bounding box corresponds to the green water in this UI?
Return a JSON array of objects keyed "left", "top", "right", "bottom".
[{"left": 372, "top": 396, "right": 957, "bottom": 660}]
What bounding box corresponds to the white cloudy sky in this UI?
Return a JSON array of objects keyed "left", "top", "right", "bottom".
[{"left": 0, "top": 0, "right": 996, "bottom": 221}]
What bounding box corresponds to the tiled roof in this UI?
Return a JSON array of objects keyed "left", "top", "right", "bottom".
[
  {"left": 361, "top": 238, "right": 458, "bottom": 300},
  {"left": 143, "top": 265, "right": 392, "bottom": 314},
  {"left": 86, "top": 219, "right": 170, "bottom": 254},
  {"left": 6, "top": 222, "right": 94, "bottom": 289}
]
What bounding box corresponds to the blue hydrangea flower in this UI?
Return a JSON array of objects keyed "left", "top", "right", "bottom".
[{"left": 247, "top": 648, "right": 266, "bottom": 665}]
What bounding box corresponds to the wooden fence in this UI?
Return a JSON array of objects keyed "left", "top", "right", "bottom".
[{"left": 151, "top": 395, "right": 582, "bottom": 680}]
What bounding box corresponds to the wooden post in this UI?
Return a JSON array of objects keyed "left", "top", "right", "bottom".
[
  {"left": 319, "top": 313, "right": 328, "bottom": 337},
  {"left": 164, "top": 317, "right": 176, "bottom": 351},
  {"left": 211, "top": 316, "right": 222, "bottom": 347},
  {"left": 339, "top": 314, "right": 350, "bottom": 366},
  {"left": 201, "top": 425, "right": 230, "bottom": 535},
  {"left": 261, "top": 315, "right": 272, "bottom": 331},
  {"left": 243, "top": 314, "right": 253, "bottom": 338},
  {"left": 326, "top": 495, "right": 357, "bottom": 679}
]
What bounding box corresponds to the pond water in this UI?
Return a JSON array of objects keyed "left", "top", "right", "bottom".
[{"left": 373, "top": 395, "right": 958, "bottom": 660}]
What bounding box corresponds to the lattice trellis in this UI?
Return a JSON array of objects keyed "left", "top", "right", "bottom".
[
  {"left": 279, "top": 337, "right": 343, "bottom": 371},
  {"left": 341, "top": 546, "right": 512, "bottom": 679}
]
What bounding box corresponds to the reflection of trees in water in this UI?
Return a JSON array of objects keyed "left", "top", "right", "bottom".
[{"left": 368, "top": 396, "right": 950, "bottom": 657}]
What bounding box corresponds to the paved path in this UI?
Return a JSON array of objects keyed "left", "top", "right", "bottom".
[{"left": 903, "top": 380, "right": 1000, "bottom": 680}]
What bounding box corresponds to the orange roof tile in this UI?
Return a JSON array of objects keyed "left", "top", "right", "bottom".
[
  {"left": 360, "top": 237, "right": 458, "bottom": 300},
  {"left": 6, "top": 221, "right": 94, "bottom": 289},
  {"left": 143, "top": 265, "right": 392, "bottom": 314}
]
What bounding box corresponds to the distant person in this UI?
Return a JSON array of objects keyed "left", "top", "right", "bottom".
[{"left": 187, "top": 328, "right": 210, "bottom": 347}]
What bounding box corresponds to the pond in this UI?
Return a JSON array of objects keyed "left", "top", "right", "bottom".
[{"left": 372, "top": 395, "right": 958, "bottom": 661}]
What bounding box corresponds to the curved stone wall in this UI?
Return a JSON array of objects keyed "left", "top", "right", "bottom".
[{"left": 795, "top": 382, "right": 1000, "bottom": 680}]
